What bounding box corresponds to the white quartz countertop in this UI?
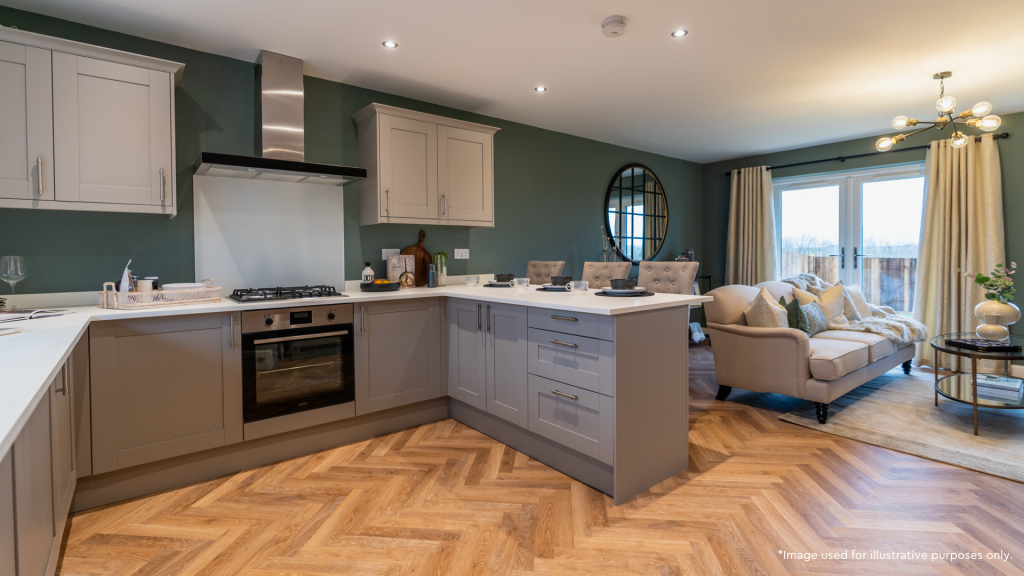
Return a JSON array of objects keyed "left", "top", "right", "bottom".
[{"left": 0, "top": 284, "right": 710, "bottom": 458}]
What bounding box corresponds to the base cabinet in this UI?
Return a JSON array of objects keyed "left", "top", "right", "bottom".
[
  {"left": 89, "top": 313, "right": 242, "bottom": 474},
  {"left": 448, "top": 299, "right": 486, "bottom": 410},
  {"left": 49, "top": 362, "right": 76, "bottom": 535},
  {"left": 14, "top": 393, "right": 55, "bottom": 576},
  {"left": 1, "top": 449, "right": 16, "bottom": 576},
  {"left": 355, "top": 299, "right": 444, "bottom": 415}
]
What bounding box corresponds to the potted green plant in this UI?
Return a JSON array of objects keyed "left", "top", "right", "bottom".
[{"left": 965, "top": 262, "right": 1019, "bottom": 340}]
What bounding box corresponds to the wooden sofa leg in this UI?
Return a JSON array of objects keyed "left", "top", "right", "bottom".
[
  {"left": 815, "top": 403, "right": 830, "bottom": 424},
  {"left": 715, "top": 385, "right": 732, "bottom": 401},
  {"left": 902, "top": 360, "right": 912, "bottom": 375}
]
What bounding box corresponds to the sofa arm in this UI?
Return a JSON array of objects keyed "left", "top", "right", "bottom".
[{"left": 706, "top": 323, "right": 811, "bottom": 398}]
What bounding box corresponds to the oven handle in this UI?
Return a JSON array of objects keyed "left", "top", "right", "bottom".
[{"left": 253, "top": 330, "right": 349, "bottom": 345}]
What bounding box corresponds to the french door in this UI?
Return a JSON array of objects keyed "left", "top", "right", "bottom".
[{"left": 773, "top": 164, "right": 925, "bottom": 313}]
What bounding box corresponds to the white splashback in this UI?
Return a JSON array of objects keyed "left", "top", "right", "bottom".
[{"left": 193, "top": 175, "right": 345, "bottom": 291}]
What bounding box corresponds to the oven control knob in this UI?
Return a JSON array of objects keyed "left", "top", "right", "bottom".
[
  {"left": 264, "top": 318, "right": 273, "bottom": 326},
  {"left": 327, "top": 312, "right": 336, "bottom": 320}
]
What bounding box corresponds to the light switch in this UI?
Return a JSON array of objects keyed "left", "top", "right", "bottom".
[
  {"left": 454, "top": 249, "right": 469, "bottom": 259},
  {"left": 382, "top": 249, "right": 400, "bottom": 260}
]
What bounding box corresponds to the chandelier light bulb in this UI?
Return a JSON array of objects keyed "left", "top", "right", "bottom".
[
  {"left": 936, "top": 96, "right": 957, "bottom": 113},
  {"left": 978, "top": 114, "right": 1002, "bottom": 132},
  {"left": 876, "top": 137, "right": 895, "bottom": 152},
  {"left": 951, "top": 131, "right": 969, "bottom": 148},
  {"left": 971, "top": 102, "right": 993, "bottom": 117},
  {"left": 891, "top": 115, "right": 909, "bottom": 130}
]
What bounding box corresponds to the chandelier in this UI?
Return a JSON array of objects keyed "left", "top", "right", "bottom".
[{"left": 876, "top": 71, "right": 1002, "bottom": 152}]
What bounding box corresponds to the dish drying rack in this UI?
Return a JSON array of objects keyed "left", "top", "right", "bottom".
[{"left": 99, "top": 279, "right": 222, "bottom": 310}]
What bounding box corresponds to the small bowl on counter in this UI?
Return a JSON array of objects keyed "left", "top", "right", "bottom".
[{"left": 359, "top": 281, "right": 401, "bottom": 292}]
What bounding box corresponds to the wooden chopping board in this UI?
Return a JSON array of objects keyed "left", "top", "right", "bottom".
[{"left": 401, "top": 230, "right": 433, "bottom": 287}]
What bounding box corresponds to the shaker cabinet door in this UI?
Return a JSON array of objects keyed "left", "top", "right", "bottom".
[
  {"left": 14, "top": 394, "right": 55, "bottom": 576},
  {"left": 438, "top": 125, "right": 492, "bottom": 222},
  {"left": 378, "top": 114, "right": 437, "bottom": 219},
  {"left": 485, "top": 303, "right": 529, "bottom": 427},
  {"left": 0, "top": 42, "right": 53, "bottom": 201},
  {"left": 50, "top": 363, "right": 76, "bottom": 534},
  {"left": 0, "top": 449, "right": 15, "bottom": 576},
  {"left": 447, "top": 299, "right": 487, "bottom": 410},
  {"left": 53, "top": 52, "right": 173, "bottom": 207},
  {"left": 355, "top": 299, "right": 444, "bottom": 415}
]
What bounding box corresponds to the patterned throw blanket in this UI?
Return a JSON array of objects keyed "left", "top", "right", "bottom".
[{"left": 781, "top": 274, "right": 928, "bottom": 346}]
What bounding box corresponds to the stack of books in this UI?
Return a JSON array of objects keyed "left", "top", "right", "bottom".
[{"left": 976, "top": 374, "right": 1024, "bottom": 404}]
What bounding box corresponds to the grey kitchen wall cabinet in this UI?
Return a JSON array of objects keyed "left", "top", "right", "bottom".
[
  {"left": 50, "top": 361, "right": 76, "bottom": 536},
  {"left": 485, "top": 303, "right": 529, "bottom": 427},
  {"left": 354, "top": 103, "right": 498, "bottom": 227},
  {"left": 89, "top": 312, "right": 243, "bottom": 474},
  {"left": 14, "top": 393, "right": 55, "bottom": 576},
  {"left": 0, "top": 27, "right": 183, "bottom": 217},
  {"left": 354, "top": 299, "right": 445, "bottom": 415},
  {"left": 447, "top": 299, "right": 487, "bottom": 410}
]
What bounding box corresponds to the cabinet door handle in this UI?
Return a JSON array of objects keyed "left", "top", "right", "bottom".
[
  {"left": 385, "top": 188, "right": 390, "bottom": 215},
  {"left": 442, "top": 193, "right": 446, "bottom": 216},
  {"left": 550, "top": 315, "right": 578, "bottom": 322},
  {"left": 550, "top": 339, "right": 578, "bottom": 348},
  {"left": 477, "top": 303, "right": 482, "bottom": 331},
  {"left": 37, "top": 157, "right": 44, "bottom": 194},
  {"left": 551, "top": 389, "right": 578, "bottom": 401},
  {"left": 230, "top": 315, "right": 235, "bottom": 348},
  {"left": 56, "top": 366, "right": 67, "bottom": 396},
  {"left": 360, "top": 306, "right": 365, "bottom": 333},
  {"left": 159, "top": 167, "right": 165, "bottom": 202},
  {"left": 486, "top": 304, "right": 490, "bottom": 332}
]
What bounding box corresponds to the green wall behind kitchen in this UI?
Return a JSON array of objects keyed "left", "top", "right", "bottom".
[
  {"left": 700, "top": 110, "right": 1024, "bottom": 292},
  {"left": 0, "top": 5, "right": 702, "bottom": 294}
]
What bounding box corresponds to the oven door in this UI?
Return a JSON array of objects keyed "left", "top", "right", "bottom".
[{"left": 242, "top": 323, "right": 355, "bottom": 423}]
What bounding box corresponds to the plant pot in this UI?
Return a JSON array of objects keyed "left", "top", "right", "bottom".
[{"left": 974, "top": 300, "right": 1019, "bottom": 340}]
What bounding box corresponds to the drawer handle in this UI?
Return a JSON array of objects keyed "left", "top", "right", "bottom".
[
  {"left": 551, "top": 389, "right": 578, "bottom": 401},
  {"left": 550, "top": 315, "right": 578, "bottom": 322},
  {"left": 550, "top": 339, "right": 578, "bottom": 348}
]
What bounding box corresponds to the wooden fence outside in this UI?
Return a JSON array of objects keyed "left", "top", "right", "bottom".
[{"left": 781, "top": 251, "right": 917, "bottom": 313}]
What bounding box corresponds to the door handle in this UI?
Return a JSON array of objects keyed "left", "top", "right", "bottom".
[
  {"left": 254, "top": 331, "right": 349, "bottom": 345},
  {"left": 828, "top": 246, "right": 845, "bottom": 270},
  {"left": 385, "top": 188, "right": 390, "bottom": 215},
  {"left": 360, "top": 306, "right": 365, "bottom": 333},
  {"left": 477, "top": 303, "right": 482, "bottom": 331},
  {"left": 550, "top": 315, "right": 578, "bottom": 322},
  {"left": 550, "top": 339, "right": 578, "bottom": 348},
  {"left": 442, "top": 193, "right": 447, "bottom": 216},
  {"left": 230, "top": 315, "right": 235, "bottom": 348},
  {"left": 56, "top": 366, "right": 68, "bottom": 396},
  {"left": 486, "top": 304, "right": 490, "bottom": 332},
  {"left": 852, "top": 247, "right": 873, "bottom": 270},
  {"left": 551, "top": 389, "right": 578, "bottom": 401},
  {"left": 159, "top": 167, "right": 165, "bottom": 202},
  {"left": 37, "top": 157, "right": 44, "bottom": 195}
]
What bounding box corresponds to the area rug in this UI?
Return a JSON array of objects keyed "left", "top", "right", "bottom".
[{"left": 779, "top": 369, "right": 1024, "bottom": 483}]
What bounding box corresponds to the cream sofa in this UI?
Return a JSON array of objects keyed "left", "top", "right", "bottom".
[{"left": 704, "top": 281, "right": 914, "bottom": 423}]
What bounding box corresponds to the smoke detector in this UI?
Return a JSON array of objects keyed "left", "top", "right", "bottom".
[{"left": 601, "top": 15, "right": 627, "bottom": 38}]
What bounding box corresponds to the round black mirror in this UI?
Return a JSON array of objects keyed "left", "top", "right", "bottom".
[{"left": 604, "top": 164, "right": 668, "bottom": 262}]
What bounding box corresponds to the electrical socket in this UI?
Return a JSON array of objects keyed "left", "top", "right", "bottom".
[
  {"left": 454, "top": 249, "right": 469, "bottom": 259},
  {"left": 382, "top": 249, "right": 400, "bottom": 260}
]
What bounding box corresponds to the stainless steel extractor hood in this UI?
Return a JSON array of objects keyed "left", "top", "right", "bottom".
[{"left": 194, "top": 51, "right": 366, "bottom": 186}]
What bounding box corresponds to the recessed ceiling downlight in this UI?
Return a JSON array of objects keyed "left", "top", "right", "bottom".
[
  {"left": 671, "top": 29, "right": 688, "bottom": 37},
  {"left": 382, "top": 41, "right": 398, "bottom": 48},
  {"left": 535, "top": 86, "right": 547, "bottom": 92}
]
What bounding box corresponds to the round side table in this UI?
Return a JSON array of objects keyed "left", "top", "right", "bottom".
[{"left": 930, "top": 333, "right": 1024, "bottom": 435}]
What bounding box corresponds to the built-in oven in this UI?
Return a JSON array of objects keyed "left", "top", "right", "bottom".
[{"left": 241, "top": 304, "right": 355, "bottom": 423}]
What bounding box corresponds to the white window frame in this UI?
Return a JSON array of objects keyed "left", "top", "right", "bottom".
[{"left": 772, "top": 162, "right": 925, "bottom": 286}]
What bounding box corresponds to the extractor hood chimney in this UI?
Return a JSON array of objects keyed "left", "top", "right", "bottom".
[{"left": 194, "top": 50, "right": 366, "bottom": 185}]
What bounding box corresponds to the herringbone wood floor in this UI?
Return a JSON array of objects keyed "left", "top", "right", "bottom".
[{"left": 58, "top": 346, "right": 1024, "bottom": 575}]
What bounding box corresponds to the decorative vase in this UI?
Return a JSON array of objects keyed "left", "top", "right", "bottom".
[{"left": 974, "top": 300, "right": 1020, "bottom": 340}]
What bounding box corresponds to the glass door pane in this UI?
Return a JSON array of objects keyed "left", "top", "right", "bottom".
[
  {"left": 779, "top": 185, "right": 841, "bottom": 285},
  {"left": 857, "top": 177, "right": 924, "bottom": 314}
]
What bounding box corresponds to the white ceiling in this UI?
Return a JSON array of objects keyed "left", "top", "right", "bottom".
[{"left": 8, "top": 0, "right": 1024, "bottom": 163}]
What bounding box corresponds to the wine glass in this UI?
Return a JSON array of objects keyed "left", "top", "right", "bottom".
[{"left": 1, "top": 256, "right": 26, "bottom": 310}]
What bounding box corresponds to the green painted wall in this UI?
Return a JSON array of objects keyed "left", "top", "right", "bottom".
[
  {"left": 0, "top": 6, "right": 701, "bottom": 294},
  {"left": 700, "top": 110, "right": 1024, "bottom": 292}
]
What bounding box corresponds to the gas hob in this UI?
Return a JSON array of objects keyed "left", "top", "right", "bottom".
[{"left": 228, "top": 285, "right": 346, "bottom": 303}]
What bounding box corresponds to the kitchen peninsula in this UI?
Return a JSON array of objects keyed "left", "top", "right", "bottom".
[{"left": 1, "top": 283, "right": 707, "bottom": 576}]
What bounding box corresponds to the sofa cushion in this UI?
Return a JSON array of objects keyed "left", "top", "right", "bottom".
[
  {"left": 808, "top": 338, "right": 869, "bottom": 381},
  {"left": 813, "top": 330, "right": 896, "bottom": 363},
  {"left": 744, "top": 287, "right": 788, "bottom": 328}
]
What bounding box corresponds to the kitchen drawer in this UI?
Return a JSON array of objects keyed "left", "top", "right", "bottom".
[
  {"left": 527, "top": 375, "right": 613, "bottom": 465},
  {"left": 527, "top": 328, "right": 613, "bottom": 397},
  {"left": 527, "top": 308, "right": 614, "bottom": 341}
]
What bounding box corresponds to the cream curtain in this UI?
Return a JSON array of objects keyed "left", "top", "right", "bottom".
[
  {"left": 725, "top": 166, "right": 779, "bottom": 285},
  {"left": 913, "top": 134, "right": 1004, "bottom": 371}
]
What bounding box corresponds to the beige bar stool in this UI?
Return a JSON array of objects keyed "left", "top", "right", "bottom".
[
  {"left": 581, "top": 261, "right": 632, "bottom": 289},
  {"left": 526, "top": 261, "right": 565, "bottom": 285}
]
